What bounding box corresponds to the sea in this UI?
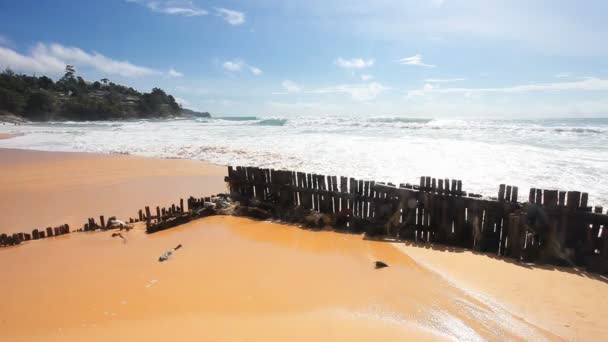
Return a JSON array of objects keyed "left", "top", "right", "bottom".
[{"left": 1, "top": 116, "right": 607, "bottom": 208}]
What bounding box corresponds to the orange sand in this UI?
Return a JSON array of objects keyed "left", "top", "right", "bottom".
[
  {"left": 0, "top": 149, "right": 226, "bottom": 233},
  {"left": 394, "top": 242, "right": 608, "bottom": 341},
  {"left": 0, "top": 133, "right": 17, "bottom": 139},
  {"left": 0, "top": 149, "right": 605, "bottom": 341},
  {"left": 0, "top": 216, "right": 557, "bottom": 341}
]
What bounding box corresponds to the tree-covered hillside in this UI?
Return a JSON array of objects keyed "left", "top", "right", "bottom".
[{"left": 0, "top": 65, "right": 186, "bottom": 121}]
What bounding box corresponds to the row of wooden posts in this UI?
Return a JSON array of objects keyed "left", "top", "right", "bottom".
[
  {"left": 138, "top": 196, "right": 217, "bottom": 234},
  {"left": 0, "top": 224, "right": 70, "bottom": 247},
  {"left": 225, "top": 166, "right": 608, "bottom": 273},
  {"left": 0, "top": 196, "right": 217, "bottom": 247}
]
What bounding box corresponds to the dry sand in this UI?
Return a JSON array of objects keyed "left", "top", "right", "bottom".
[
  {"left": 0, "top": 149, "right": 606, "bottom": 341},
  {"left": 0, "top": 149, "right": 227, "bottom": 234}
]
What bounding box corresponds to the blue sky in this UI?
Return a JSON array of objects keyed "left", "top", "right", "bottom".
[{"left": 1, "top": 0, "right": 607, "bottom": 117}]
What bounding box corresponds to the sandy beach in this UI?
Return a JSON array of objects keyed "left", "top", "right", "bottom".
[
  {"left": 0, "top": 148, "right": 607, "bottom": 341},
  {"left": 0, "top": 133, "right": 17, "bottom": 139},
  {"left": 0, "top": 149, "right": 227, "bottom": 233}
]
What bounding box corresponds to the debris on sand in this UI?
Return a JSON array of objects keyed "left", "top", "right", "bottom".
[
  {"left": 111, "top": 232, "right": 125, "bottom": 239},
  {"left": 159, "top": 244, "right": 182, "bottom": 262},
  {"left": 375, "top": 261, "right": 388, "bottom": 269}
]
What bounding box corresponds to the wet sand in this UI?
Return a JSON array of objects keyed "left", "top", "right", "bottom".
[
  {"left": 0, "top": 133, "right": 17, "bottom": 139},
  {"left": 395, "top": 243, "right": 608, "bottom": 341},
  {"left": 0, "top": 149, "right": 226, "bottom": 233},
  {"left": 0, "top": 149, "right": 606, "bottom": 341}
]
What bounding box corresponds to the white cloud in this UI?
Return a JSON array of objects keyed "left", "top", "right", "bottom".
[
  {"left": 554, "top": 73, "right": 570, "bottom": 78},
  {"left": 215, "top": 8, "right": 245, "bottom": 25},
  {"left": 312, "top": 82, "right": 388, "bottom": 101},
  {"left": 222, "top": 59, "right": 262, "bottom": 75},
  {"left": 335, "top": 57, "right": 374, "bottom": 69},
  {"left": 407, "top": 77, "right": 608, "bottom": 97},
  {"left": 424, "top": 78, "right": 466, "bottom": 83},
  {"left": 168, "top": 68, "right": 183, "bottom": 77},
  {"left": 222, "top": 60, "right": 243, "bottom": 72},
  {"left": 282, "top": 80, "right": 301, "bottom": 93},
  {"left": 127, "top": 0, "right": 208, "bottom": 16},
  {"left": 0, "top": 43, "right": 169, "bottom": 77},
  {"left": 361, "top": 74, "right": 373, "bottom": 81},
  {"left": 398, "top": 54, "right": 436, "bottom": 68}
]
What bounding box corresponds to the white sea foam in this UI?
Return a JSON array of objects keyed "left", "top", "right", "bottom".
[{"left": 1, "top": 116, "right": 607, "bottom": 207}]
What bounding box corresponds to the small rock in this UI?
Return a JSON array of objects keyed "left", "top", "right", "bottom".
[{"left": 375, "top": 261, "right": 389, "bottom": 269}]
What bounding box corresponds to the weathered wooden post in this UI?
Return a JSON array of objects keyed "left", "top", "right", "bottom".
[
  {"left": 46, "top": 227, "right": 53, "bottom": 237},
  {"left": 138, "top": 209, "right": 143, "bottom": 221},
  {"left": 100, "top": 215, "right": 106, "bottom": 229},
  {"left": 180, "top": 198, "right": 184, "bottom": 213}
]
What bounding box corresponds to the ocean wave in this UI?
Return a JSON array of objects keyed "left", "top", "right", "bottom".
[
  {"left": 214, "top": 116, "right": 258, "bottom": 121},
  {"left": 367, "top": 117, "right": 433, "bottom": 124},
  {"left": 256, "top": 118, "right": 287, "bottom": 126},
  {"left": 553, "top": 128, "right": 603, "bottom": 134}
]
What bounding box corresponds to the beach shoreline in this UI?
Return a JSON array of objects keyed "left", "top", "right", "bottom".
[
  {"left": 0, "top": 148, "right": 606, "bottom": 341},
  {"left": 0, "top": 133, "right": 18, "bottom": 139},
  {"left": 0, "top": 148, "right": 227, "bottom": 234}
]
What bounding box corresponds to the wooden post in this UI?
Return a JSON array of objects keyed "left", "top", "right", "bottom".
[
  {"left": 581, "top": 193, "right": 589, "bottom": 209},
  {"left": 156, "top": 206, "right": 161, "bottom": 221},
  {"left": 498, "top": 184, "right": 506, "bottom": 201},
  {"left": 535, "top": 189, "right": 543, "bottom": 205},
  {"left": 567, "top": 191, "right": 581, "bottom": 209},
  {"left": 139, "top": 209, "right": 143, "bottom": 221},
  {"left": 529, "top": 188, "right": 536, "bottom": 203},
  {"left": 180, "top": 198, "right": 184, "bottom": 213},
  {"left": 145, "top": 206, "right": 151, "bottom": 221},
  {"left": 511, "top": 186, "right": 518, "bottom": 203},
  {"left": 32, "top": 229, "right": 39, "bottom": 240},
  {"left": 46, "top": 227, "right": 53, "bottom": 237},
  {"left": 100, "top": 215, "right": 106, "bottom": 229}
]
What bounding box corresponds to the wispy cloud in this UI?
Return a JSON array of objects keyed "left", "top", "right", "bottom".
[
  {"left": 312, "top": 82, "right": 388, "bottom": 101},
  {"left": 249, "top": 66, "right": 262, "bottom": 75},
  {"left": 424, "top": 78, "right": 466, "bottom": 83},
  {"left": 335, "top": 57, "right": 374, "bottom": 69},
  {"left": 222, "top": 59, "right": 262, "bottom": 75},
  {"left": 554, "top": 73, "right": 570, "bottom": 78},
  {"left": 282, "top": 80, "right": 301, "bottom": 93},
  {"left": 0, "top": 43, "right": 175, "bottom": 77},
  {"left": 361, "top": 74, "right": 373, "bottom": 81},
  {"left": 168, "top": 68, "right": 183, "bottom": 77},
  {"left": 398, "top": 54, "right": 436, "bottom": 68},
  {"left": 407, "top": 77, "right": 608, "bottom": 97},
  {"left": 215, "top": 8, "right": 245, "bottom": 25},
  {"left": 273, "top": 80, "right": 302, "bottom": 95},
  {"left": 127, "top": 0, "right": 208, "bottom": 16}
]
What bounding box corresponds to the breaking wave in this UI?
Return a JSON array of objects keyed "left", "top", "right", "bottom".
[{"left": 257, "top": 118, "right": 288, "bottom": 126}]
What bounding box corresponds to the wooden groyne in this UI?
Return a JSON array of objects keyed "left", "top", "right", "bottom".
[
  {"left": 0, "top": 224, "right": 70, "bottom": 247},
  {"left": 225, "top": 166, "right": 608, "bottom": 274},
  {"left": 140, "top": 196, "right": 229, "bottom": 234}
]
